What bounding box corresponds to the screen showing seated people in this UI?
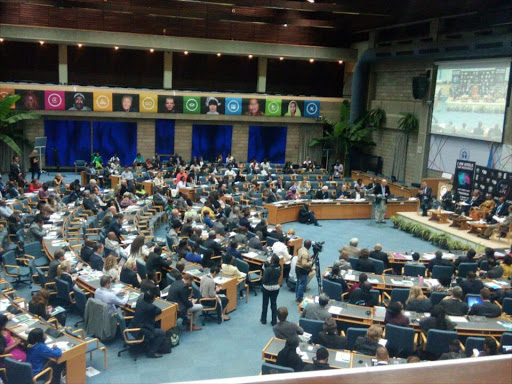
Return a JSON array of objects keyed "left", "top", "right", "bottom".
[{"left": 432, "top": 59, "right": 511, "bottom": 142}]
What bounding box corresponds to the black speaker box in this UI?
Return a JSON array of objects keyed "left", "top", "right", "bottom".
[{"left": 412, "top": 76, "right": 429, "bottom": 100}]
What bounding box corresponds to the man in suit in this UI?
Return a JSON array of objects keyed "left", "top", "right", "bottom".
[
  {"left": 453, "top": 248, "right": 477, "bottom": 267},
  {"left": 481, "top": 205, "right": 512, "bottom": 239},
  {"left": 131, "top": 290, "right": 166, "bottom": 358},
  {"left": 101, "top": 206, "right": 116, "bottom": 229},
  {"left": 373, "top": 179, "right": 390, "bottom": 223},
  {"left": 80, "top": 240, "right": 95, "bottom": 263},
  {"left": 301, "top": 293, "right": 331, "bottom": 321},
  {"left": 341, "top": 238, "right": 360, "bottom": 258},
  {"left": 82, "top": 190, "right": 98, "bottom": 214},
  {"left": 24, "top": 215, "right": 47, "bottom": 244},
  {"left": 417, "top": 181, "right": 433, "bottom": 217},
  {"left": 146, "top": 246, "right": 171, "bottom": 283},
  {"left": 266, "top": 188, "right": 279, "bottom": 203},
  {"left": 168, "top": 273, "right": 203, "bottom": 331},
  {"left": 9, "top": 155, "right": 23, "bottom": 185},
  {"left": 463, "top": 190, "right": 484, "bottom": 214},
  {"left": 269, "top": 224, "right": 286, "bottom": 243},
  {"left": 442, "top": 188, "right": 460, "bottom": 211},
  {"left": 239, "top": 210, "right": 253, "bottom": 231},
  {"left": 254, "top": 219, "right": 271, "bottom": 239},
  {"left": 487, "top": 196, "right": 509, "bottom": 223},
  {"left": 336, "top": 184, "right": 351, "bottom": 199},
  {"left": 203, "top": 230, "right": 223, "bottom": 256},
  {"left": 47, "top": 249, "right": 66, "bottom": 283},
  {"left": 107, "top": 213, "right": 126, "bottom": 242},
  {"left": 460, "top": 271, "right": 484, "bottom": 296},
  {"left": 315, "top": 186, "right": 330, "bottom": 200},
  {"left": 369, "top": 243, "right": 388, "bottom": 268},
  {"left": 440, "top": 286, "right": 468, "bottom": 316},
  {"left": 468, "top": 288, "right": 502, "bottom": 317},
  {"left": 355, "top": 249, "right": 376, "bottom": 273},
  {"left": 427, "top": 250, "right": 453, "bottom": 273},
  {"left": 90, "top": 242, "right": 105, "bottom": 271},
  {"left": 248, "top": 231, "right": 264, "bottom": 250},
  {"left": 212, "top": 217, "right": 226, "bottom": 236}
]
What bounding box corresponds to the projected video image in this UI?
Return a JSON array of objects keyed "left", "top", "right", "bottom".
[{"left": 432, "top": 59, "right": 511, "bottom": 142}]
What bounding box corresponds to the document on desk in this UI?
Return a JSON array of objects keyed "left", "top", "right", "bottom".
[
  {"left": 328, "top": 306, "right": 342, "bottom": 315},
  {"left": 391, "top": 279, "right": 414, "bottom": 287},
  {"left": 422, "top": 253, "right": 436, "bottom": 260},
  {"left": 214, "top": 276, "right": 230, "bottom": 284},
  {"left": 368, "top": 278, "right": 380, "bottom": 284},
  {"left": 448, "top": 316, "right": 468, "bottom": 323},
  {"left": 484, "top": 282, "right": 501, "bottom": 290},
  {"left": 243, "top": 252, "right": 259, "bottom": 258},
  {"left": 335, "top": 351, "right": 351, "bottom": 363},
  {"left": 187, "top": 269, "right": 202, "bottom": 276}
]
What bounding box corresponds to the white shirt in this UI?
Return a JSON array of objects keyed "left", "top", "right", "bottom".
[
  {"left": 121, "top": 171, "right": 134, "bottom": 180},
  {"left": 0, "top": 205, "right": 13, "bottom": 218},
  {"left": 153, "top": 177, "right": 164, "bottom": 187},
  {"left": 272, "top": 241, "right": 291, "bottom": 263},
  {"left": 176, "top": 180, "right": 187, "bottom": 189},
  {"left": 289, "top": 256, "right": 298, "bottom": 283},
  {"left": 224, "top": 169, "right": 236, "bottom": 177}
]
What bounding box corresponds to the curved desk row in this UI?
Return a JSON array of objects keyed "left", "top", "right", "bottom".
[
  {"left": 265, "top": 199, "right": 419, "bottom": 225},
  {"left": 299, "top": 298, "right": 512, "bottom": 337}
]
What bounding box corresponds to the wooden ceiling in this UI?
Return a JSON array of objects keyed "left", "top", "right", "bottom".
[{"left": 1, "top": 0, "right": 511, "bottom": 47}]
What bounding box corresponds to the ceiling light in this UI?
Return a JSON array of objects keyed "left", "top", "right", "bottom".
[
  {"left": 184, "top": 51, "right": 189, "bottom": 55},
  {"left": 114, "top": 46, "right": 119, "bottom": 50},
  {"left": 77, "top": 43, "right": 83, "bottom": 48},
  {"left": 338, "top": 60, "right": 343, "bottom": 64},
  {"left": 149, "top": 48, "right": 154, "bottom": 53},
  {"left": 0, "top": 38, "right": 4, "bottom": 43},
  {"left": 309, "top": 58, "right": 314, "bottom": 63},
  {"left": 279, "top": 57, "right": 284, "bottom": 61},
  {"left": 248, "top": 54, "right": 253, "bottom": 59},
  {"left": 39, "top": 41, "right": 45, "bottom": 45},
  {"left": 307, "top": 0, "right": 315, "bottom": 3},
  {"left": 217, "top": 53, "right": 221, "bottom": 57},
  {"left": 283, "top": 24, "right": 288, "bottom": 27}
]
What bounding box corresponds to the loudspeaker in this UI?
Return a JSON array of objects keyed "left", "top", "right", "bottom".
[{"left": 412, "top": 76, "right": 429, "bottom": 100}]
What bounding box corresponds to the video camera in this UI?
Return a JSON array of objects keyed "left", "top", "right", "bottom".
[{"left": 312, "top": 241, "right": 324, "bottom": 255}]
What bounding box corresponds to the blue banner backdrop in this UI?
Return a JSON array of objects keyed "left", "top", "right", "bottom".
[
  {"left": 247, "top": 126, "right": 287, "bottom": 163},
  {"left": 92, "top": 121, "right": 137, "bottom": 166},
  {"left": 155, "top": 119, "right": 175, "bottom": 159},
  {"left": 44, "top": 120, "right": 91, "bottom": 167},
  {"left": 191, "top": 125, "right": 233, "bottom": 161}
]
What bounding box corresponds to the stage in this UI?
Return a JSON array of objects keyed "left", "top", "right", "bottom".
[{"left": 397, "top": 211, "right": 510, "bottom": 251}]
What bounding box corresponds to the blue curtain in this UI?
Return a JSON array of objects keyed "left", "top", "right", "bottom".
[
  {"left": 248, "top": 126, "right": 287, "bottom": 163},
  {"left": 44, "top": 120, "right": 91, "bottom": 167},
  {"left": 155, "top": 119, "right": 175, "bottom": 157},
  {"left": 92, "top": 121, "right": 137, "bottom": 166},
  {"left": 192, "top": 125, "right": 233, "bottom": 161}
]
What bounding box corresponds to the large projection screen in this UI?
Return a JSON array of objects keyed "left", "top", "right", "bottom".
[{"left": 432, "top": 59, "right": 511, "bottom": 142}]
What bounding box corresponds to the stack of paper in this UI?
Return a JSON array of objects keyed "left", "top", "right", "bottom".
[{"left": 328, "top": 306, "right": 342, "bottom": 315}]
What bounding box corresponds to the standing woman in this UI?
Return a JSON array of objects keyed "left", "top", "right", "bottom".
[
  {"left": 261, "top": 254, "right": 282, "bottom": 326},
  {"left": 29, "top": 149, "right": 40, "bottom": 181}
]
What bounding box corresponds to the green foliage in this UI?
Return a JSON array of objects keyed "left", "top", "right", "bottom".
[
  {"left": 0, "top": 94, "right": 39, "bottom": 155},
  {"left": 367, "top": 108, "right": 385, "bottom": 128},
  {"left": 397, "top": 112, "right": 419, "bottom": 134},
  {"left": 309, "top": 100, "right": 377, "bottom": 167}
]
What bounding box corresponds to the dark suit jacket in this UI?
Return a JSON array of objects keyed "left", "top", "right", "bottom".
[
  {"left": 315, "top": 191, "right": 329, "bottom": 200},
  {"left": 356, "top": 258, "right": 376, "bottom": 273},
  {"left": 369, "top": 250, "right": 388, "bottom": 267},
  {"left": 203, "top": 238, "right": 223, "bottom": 255},
  {"left": 239, "top": 217, "right": 252, "bottom": 230},
  {"left": 120, "top": 267, "right": 140, "bottom": 288},
  {"left": 107, "top": 220, "right": 123, "bottom": 240},
  {"left": 131, "top": 296, "right": 162, "bottom": 337},
  {"left": 417, "top": 187, "right": 433, "bottom": 205},
  {"left": 427, "top": 258, "right": 453, "bottom": 272},
  {"left": 83, "top": 197, "right": 98, "bottom": 213},
  {"left": 254, "top": 223, "right": 271, "bottom": 239},
  {"left": 80, "top": 246, "right": 94, "bottom": 263},
  {"left": 248, "top": 237, "right": 263, "bottom": 250},
  {"left": 269, "top": 230, "right": 286, "bottom": 243},
  {"left": 468, "top": 301, "right": 501, "bottom": 317},
  {"left": 59, "top": 272, "right": 75, "bottom": 288},
  {"left": 373, "top": 184, "right": 391, "bottom": 202},
  {"left": 491, "top": 202, "right": 509, "bottom": 217},
  {"left": 354, "top": 337, "right": 379, "bottom": 356},
  {"left": 168, "top": 280, "right": 193, "bottom": 312},
  {"left": 47, "top": 259, "right": 60, "bottom": 283},
  {"left": 317, "top": 332, "right": 347, "bottom": 350},
  {"left": 89, "top": 253, "right": 104, "bottom": 271},
  {"left": 460, "top": 279, "right": 484, "bottom": 296},
  {"left": 146, "top": 252, "right": 171, "bottom": 276}
]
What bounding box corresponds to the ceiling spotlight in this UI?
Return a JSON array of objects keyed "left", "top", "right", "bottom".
[
  {"left": 279, "top": 57, "right": 284, "bottom": 61},
  {"left": 309, "top": 58, "right": 314, "bottom": 63},
  {"left": 307, "top": 0, "right": 315, "bottom": 3},
  {"left": 217, "top": 53, "right": 221, "bottom": 57},
  {"left": 283, "top": 24, "right": 288, "bottom": 27},
  {"left": 114, "top": 46, "right": 119, "bottom": 50},
  {"left": 149, "top": 48, "right": 154, "bottom": 53},
  {"left": 77, "top": 43, "right": 83, "bottom": 48},
  {"left": 248, "top": 54, "right": 253, "bottom": 59},
  {"left": 39, "top": 41, "right": 45, "bottom": 45},
  {"left": 184, "top": 51, "right": 189, "bottom": 55},
  {"left": 0, "top": 38, "right": 4, "bottom": 43},
  {"left": 338, "top": 60, "right": 343, "bottom": 64}
]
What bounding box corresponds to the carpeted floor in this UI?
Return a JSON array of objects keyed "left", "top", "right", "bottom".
[{"left": 3, "top": 172, "right": 439, "bottom": 383}]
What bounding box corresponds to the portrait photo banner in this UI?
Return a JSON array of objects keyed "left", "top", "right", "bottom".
[{"left": 5, "top": 86, "right": 321, "bottom": 119}]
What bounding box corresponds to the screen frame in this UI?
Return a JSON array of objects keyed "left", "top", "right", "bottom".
[{"left": 431, "top": 58, "right": 512, "bottom": 143}]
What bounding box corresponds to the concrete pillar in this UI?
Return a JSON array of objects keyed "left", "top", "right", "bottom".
[
  {"left": 58, "top": 44, "right": 68, "bottom": 84},
  {"left": 163, "top": 51, "right": 173, "bottom": 89},
  {"left": 257, "top": 57, "right": 267, "bottom": 93}
]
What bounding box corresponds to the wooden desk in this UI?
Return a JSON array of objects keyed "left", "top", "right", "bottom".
[
  {"left": 110, "top": 175, "right": 121, "bottom": 191},
  {"left": 265, "top": 199, "right": 419, "bottom": 225},
  {"left": 143, "top": 180, "right": 154, "bottom": 196},
  {"left": 428, "top": 209, "right": 453, "bottom": 224},
  {"left": 179, "top": 187, "right": 196, "bottom": 202},
  {"left": 351, "top": 171, "right": 418, "bottom": 198},
  {"left": 423, "top": 177, "right": 450, "bottom": 197}
]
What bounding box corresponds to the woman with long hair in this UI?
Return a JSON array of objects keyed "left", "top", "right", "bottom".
[
  {"left": 420, "top": 305, "right": 455, "bottom": 334},
  {"left": 405, "top": 285, "right": 433, "bottom": 313},
  {"left": 0, "top": 313, "right": 26, "bottom": 362},
  {"left": 103, "top": 254, "right": 121, "bottom": 282},
  {"left": 128, "top": 235, "right": 150, "bottom": 262}
]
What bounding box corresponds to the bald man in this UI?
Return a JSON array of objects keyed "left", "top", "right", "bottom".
[
  {"left": 373, "top": 179, "right": 390, "bottom": 223},
  {"left": 369, "top": 243, "right": 389, "bottom": 268},
  {"left": 101, "top": 206, "right": 117, "bottom": 228},
  {"left": 315, "top": 186, "right": 330, "bottom": 200}
]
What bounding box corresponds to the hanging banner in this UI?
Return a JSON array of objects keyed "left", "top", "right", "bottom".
[
  {"left": 93, "top": 92, "right": 113, "bottom": 112},
  {"left": 474, "top": 165, "right": 512, "bottom": 203},
  {"left": 453, "top": 160, "right": 476, "bottom": 200},
  {"left": 139, "top": 93, "right": 158, "bottom": 113}
]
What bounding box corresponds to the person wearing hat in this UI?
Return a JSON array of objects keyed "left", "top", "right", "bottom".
[
  {"left": 317, "top": 318, "right": 347, "bottom": 350},
  {"left": 68, "top": 93, "right": 91, "bottom": 111},
  {"left": 206, "top": 97, "right": 220, "bottom": 115}
]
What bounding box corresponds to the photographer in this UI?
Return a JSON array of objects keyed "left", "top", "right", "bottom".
[{"left": 295, "top": 240, "right": 314, "bottom": 303}]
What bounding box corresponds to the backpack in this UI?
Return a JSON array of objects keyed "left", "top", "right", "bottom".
[{"left": 166, "top": 328, "right": 180, "bottom": 348}]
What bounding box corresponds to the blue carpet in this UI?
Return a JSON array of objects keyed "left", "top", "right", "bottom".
[{"left": 3, "top": 172, "right": 439, "bottom": 383}]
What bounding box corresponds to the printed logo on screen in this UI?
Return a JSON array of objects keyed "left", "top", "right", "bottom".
[
  {"left": 303, "top": 100, "right": 320, "bottom": 118},
  {"left": 268, "top": 101, "right": 279, "bottom": 114},
  {"left": 96, "top": 95, "right": 110, "bottom": 109},
  {"left": 47, "top": 93, "right": 62, "bottom": 108},
  {"left": 459, "top": 148, "right": 470, "bottom": 160},
  {"left": 186, "top": 98, "right": 198, "bottom": 111},
  {"left": 306, "top": 103, "right": 318, "bottom": 115},
  {"left": 225, "top": 97, "right": 242, "bottom": 115},
  {"left": 142, "top": 97, "right": 155, "bottom": 110}
]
